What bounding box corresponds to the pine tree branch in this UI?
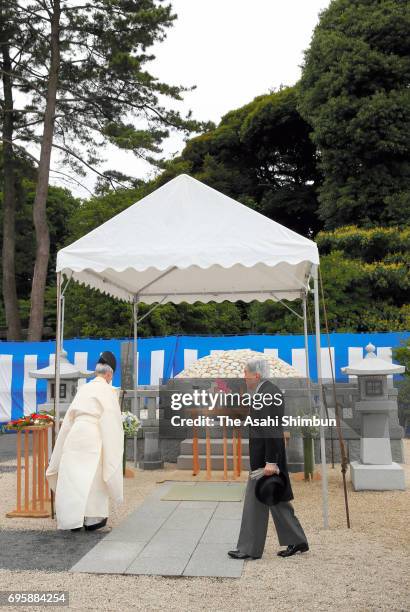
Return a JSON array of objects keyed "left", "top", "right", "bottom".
[
  {"left": 50, "top": 142, "right": 128, "bottom": 189},
  {"left": 1, "top": 136, "right": 92, "bottom": 193}
]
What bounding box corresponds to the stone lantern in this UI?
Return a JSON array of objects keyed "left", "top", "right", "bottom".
[
  {"left": 341, "top": 343, "right": 405, "bottom": 491},
  {"left": 29, "top": 349, "right": 94, "bottom": 418}
]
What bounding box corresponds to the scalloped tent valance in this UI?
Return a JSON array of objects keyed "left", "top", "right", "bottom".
[
  {"left": 54, "top": 174, "right": 331, "bottom": 528},
  {"left": 56, "top": 174, "right": 319, "bottom": 303}
]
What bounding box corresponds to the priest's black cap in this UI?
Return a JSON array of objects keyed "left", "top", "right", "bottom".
[
  {"left": 97, "top": 351, "right": 117, "bottom": 373},
  {"left": 255, "top": 472, "right": 287, "bottom": 506}
]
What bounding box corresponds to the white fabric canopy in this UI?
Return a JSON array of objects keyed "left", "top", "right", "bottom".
[
  {"left": 55, "top": 174, "right": 330, "bottom": 528},
  {"left": 57, "top": 174, "right": 319, "bottom": 303}
]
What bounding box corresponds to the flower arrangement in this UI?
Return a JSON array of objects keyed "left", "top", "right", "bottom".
[
  {"left": 121, "top": 411, "right": 140, "bottom": 437},
  {"left": 4, "top": 412, "right": 54, "bottom": 431},
  {"left": 296, "top": 411, "right": 320, "bottom": 438}
]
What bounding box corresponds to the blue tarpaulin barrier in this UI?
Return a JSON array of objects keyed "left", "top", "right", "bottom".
[{"left": 0, "top": 331, "right": 408, "bottom": 423}]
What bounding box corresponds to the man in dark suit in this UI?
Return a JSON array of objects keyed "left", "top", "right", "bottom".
[{"left": 228, "top": 358, "right": 308, "bottom": 560}]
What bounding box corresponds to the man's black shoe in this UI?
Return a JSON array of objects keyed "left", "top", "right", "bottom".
[
  {"left": 228, "top": 550, "right": 259, "bottom": 560},
  {"left": 70, "top": 526, "right": 83, "bottom": 532},
  {"left": 277, "top": 543, "right": 309, "bottom": 557},
  {"left": 84, "top": 518, "right": 108, "bottom": 531}
]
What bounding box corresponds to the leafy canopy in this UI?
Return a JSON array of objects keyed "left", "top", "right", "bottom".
[{"left": 298, "top": 0, "right": 410, "bottom": 228}]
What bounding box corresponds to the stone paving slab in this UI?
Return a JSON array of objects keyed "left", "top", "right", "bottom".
[
  {"left": 103, "top": 515, "right": 166, "bottom": 543},
  {"left": 178, "top": 500, "right": 218, "bottom": 509},
  {"left": 71, "top": 541, "right": 145, "bottom": 574},
  {"left": 139, "top": 535, "right": 197, "bottom": 559},
  {"left": 125, "top": 556, "right": 188, "bottom": 576},
  {"left": 161, "top": 481, "right": 245, "bottom": 502},
  {"left": 162, "top": 507, "right": 214, "bottom": 531},
  {"left": 183, "top": 543, "right": 243, "bottom": 578},
  {"left": 213, "top": 501, "right": 244, "bottom": 519},
  {"left": 200, "top": 518, "right": 241, "bottom": 544},
  {"left": 71, "top": 482, "right": 245, "bottom": 578},
  {"left": 145, "top": 527, "right": 200, "bottom": 549},
  {"left": 130, "top": 500, "right": 179, "bottom": 517}
]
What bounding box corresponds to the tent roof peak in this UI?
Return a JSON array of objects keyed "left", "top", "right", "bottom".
[{"left": 57, "top": 173, "right": 319, "bottom": 304}]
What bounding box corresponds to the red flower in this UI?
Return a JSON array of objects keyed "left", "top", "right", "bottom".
[{"left": 9, "top": 418, "right": 26, "bottom": 425}]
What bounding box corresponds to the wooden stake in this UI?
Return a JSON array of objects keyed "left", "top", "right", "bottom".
[
  {"left": 38, "top": 428, "right": 44, "bottom": 511},
  {"left": 237, "top": 429, "right": 242, "bottom": 477},
  {"left": 24, "top": 430, "right": 29, "bottom": 512},
  {"left": 232, "top": 430, "right": 237, "bottom": 479},
  {"left": 7, "top": 426, "right": 51, "bottom": 518},
  {"left": 206, "top": 427, "right": 211, "bottom": 480},
  {"left": 44, "top": 428, "right": 50, "bottom": 500},
  {"left": 318, "top": 266, "right": 351, "bottom": 529},
  {"left": 16, "top": 432, "right": 21, "bottom": 513},
  {"left": 32, "top": 429, "right": 37, "bottom": 511},
  {"left": 192, "top": 427, "right": 200, "bottom": 476},
  {"left": 223, "top": 425, "right": 228, "bottom": 481}
]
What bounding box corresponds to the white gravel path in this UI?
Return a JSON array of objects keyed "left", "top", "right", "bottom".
[{"left": 0, "top": 441, "right": 408, "bottom": 611}]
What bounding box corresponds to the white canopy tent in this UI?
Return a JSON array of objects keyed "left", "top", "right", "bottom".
[{"left": 55, "top": 173, "right": 329, "bottom": 526}]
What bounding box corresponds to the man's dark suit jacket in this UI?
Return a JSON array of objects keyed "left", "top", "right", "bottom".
[{"left": 248, "top": 379, "right": 293, "bottom": 502}]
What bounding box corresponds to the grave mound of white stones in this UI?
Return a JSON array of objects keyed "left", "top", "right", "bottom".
[{"left": 176, "top": 348, "right": 301, "bottom": 378}]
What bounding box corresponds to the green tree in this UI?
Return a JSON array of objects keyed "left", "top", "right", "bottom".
[
  {"left": 317, "top": 226, "right": 410, "bottom": 332},
  {"left": 392, "top": 338, "right": 410, "bottom": 429},
  {"left": 0, "top": 152, "right": 80, "bottom": 336},
  {"left": 47, "top": 223, "right": 410, "bottom": 338},
  {"left": 155, "top": 87, "right": 322, "bottom": 236},
  {"left": 0, "top": 2, "right": 35, "bottom": 338},
  {"left": 298, "top": 0, "right": 410, "bottom": 229},
  {"left": 2, "top": 0, "right": 210, "bottom": 340},
  {"left": 247, "top": 300, "right": 306, "bottom": 335},
  {"left": 15, "top": 182, "right": 79, "bottom": 297}
]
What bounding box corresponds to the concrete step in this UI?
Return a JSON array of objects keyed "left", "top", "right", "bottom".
[
  {"left": 177, "top": 454, "right": 250, "bottom": 470},
  {"left": 180, "top": 438, "right": 249, "bottom": 456}
]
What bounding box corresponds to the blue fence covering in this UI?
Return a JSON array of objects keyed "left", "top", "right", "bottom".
[{"left": 0, "top": 331, "right": 408, "bottom": 423}]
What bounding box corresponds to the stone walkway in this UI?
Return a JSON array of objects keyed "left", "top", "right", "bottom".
[{"left": 70, "top": 482, "right": 244, "bottom": 577}]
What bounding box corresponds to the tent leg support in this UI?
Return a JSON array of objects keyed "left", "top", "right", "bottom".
[
  {"left": 133, "top": 298, "right": 139, "bottom": 417},
  {"left": 313, "top": 265, "right": 329, "bottom": 529}
]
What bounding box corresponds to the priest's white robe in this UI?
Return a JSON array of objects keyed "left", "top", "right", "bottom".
[{"left": 46, "top": 377, "right": 124, "bottom": 530}]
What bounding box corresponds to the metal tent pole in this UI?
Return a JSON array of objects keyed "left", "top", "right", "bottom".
[
  {"left": 133, "top": 297, "right": 139, "bottom": 466},
  {"left": 302, "top": 292, "right": 312, "bottom": 402},
  {"left": 54, "top": 272, "right": 62, "bottom": 436},
  {"left": 313, "top": 265, "right": 329, "bottom": 529},
  {"left": 60, "top": 295, "right": 65, "bottom": 350},
  {"left": 133, "top": 297, "right": 139, "bottom": 412},
  {"left": 50, "top": 272, "right": 63, "bottom": 519},
  {"left": 302, "top": 286, "right": 315, "bottom": 485}
]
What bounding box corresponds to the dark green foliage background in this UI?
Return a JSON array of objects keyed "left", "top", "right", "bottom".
[
  {"left": 298, "top": 0, "right": 410, "bottom": 228},
  {"left": 0, "top": 0, "right": 409, "bottom": 338}
]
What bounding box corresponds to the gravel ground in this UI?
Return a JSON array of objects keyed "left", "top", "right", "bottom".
[{"left": 0, "top": 439, "right": 408, "bottom": 611}]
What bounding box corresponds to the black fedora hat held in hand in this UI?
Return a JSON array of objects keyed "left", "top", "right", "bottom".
[
  {"left": 97, "top": 351, "right": 117, "bottom": 373},
  {"left": 255, "top": 472, "right": 288, "bottom": 506}
]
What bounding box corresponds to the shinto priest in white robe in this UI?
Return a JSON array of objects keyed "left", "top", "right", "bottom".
[{"left": 46, "top": 376, "right": 124, "bottom": 530}]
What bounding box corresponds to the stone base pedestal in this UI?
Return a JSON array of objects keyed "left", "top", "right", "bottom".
[
  {"left": 288, "top": 462, "right": 304, "bottom": 473},
  {"left": 138, "top": 459, "right": 164, "bottom": 470},
  {"left": 286, "top": 436, "right": 304, "bottom": 474},
  {"left": 350, "top": 461, "right": 405, "bottom": 491},
  {"left": 139, "top": 431, "right": 164, "bottom": 470}
]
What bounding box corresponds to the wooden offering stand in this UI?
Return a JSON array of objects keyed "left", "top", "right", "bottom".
[
  {"left": 191, "top": 423, "right": 243, "bottom": 481},
  {"left": 191, "top": 419, "right": 291, "bottom": 481},
  {"left": 188, "top": 405, "right": 245, "bottom": 481},
  {"left": 6, "top": 424, "right": 52, "bottom": 518}
]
